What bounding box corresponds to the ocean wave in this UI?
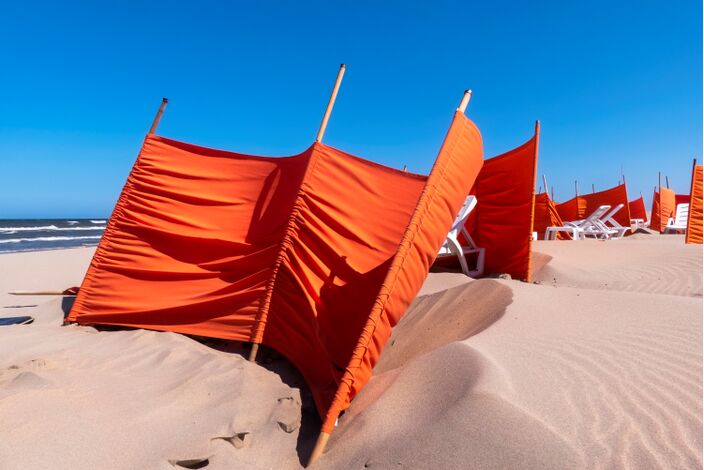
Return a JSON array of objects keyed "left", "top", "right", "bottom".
[
  {"left": 0, "top": 225, "right": 106, "bottom": 232},
  {"left": 91, "top": 220, "right": 107, "bottom": 224},
  {"left": 68, "top": 221, "right": 79, "bottom": 224},
  {"left": 0, "top": 235, "right": 103, "bottom": 244}
]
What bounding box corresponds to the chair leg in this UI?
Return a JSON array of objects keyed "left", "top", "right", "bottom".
[{"left": 447, "top": 237, "right": 471, "bottom": 276}]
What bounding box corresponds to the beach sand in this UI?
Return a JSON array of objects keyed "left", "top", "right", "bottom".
[{"left": 0, "top": 235, "right": 701, "bottom": 469}]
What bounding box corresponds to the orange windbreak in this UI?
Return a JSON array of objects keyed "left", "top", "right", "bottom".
[
  {"left": 556, "top": 196, "right": 587, "bottom": 222},
  {"left": 628, "top": 196, "right": 647, "bottom": 223},
  {"left": 651, "top": 188, "right": 676, "bottom": 233},
  {"left": 68, "top": 112, "right": 484, "bottom": 428},
  {"left": 533, "top": 192, "right": 565, "bottom": 240},
  {"left": 685, "top": 165, "right": 703, "bottom": 244},
  {"left": 462, "top": 131, "right": 538, "bottom": 280},
  {"left": 581, "top": 183, "right": 631, "bottom": 230}
]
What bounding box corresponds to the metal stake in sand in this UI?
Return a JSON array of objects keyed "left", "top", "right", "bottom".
[
  {"left": 315, "top": 64, "right": 346, "bottom": 143},
  {"left": 149, "top": 98, "right": 169, "bottom": 135}
]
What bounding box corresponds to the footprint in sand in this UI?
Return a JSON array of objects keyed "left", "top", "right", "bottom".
[
  {"left": 168, "top": 457, "right": 211, "bottom": 469},
  {"left": 272, "top": 396, "right": 301, "bottom": 433}
]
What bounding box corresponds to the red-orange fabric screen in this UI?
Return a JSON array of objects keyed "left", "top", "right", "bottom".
[
  {"left": 651, "top": 188, "right": 676, "bottom": 233},
  {"left": 628, "top": 196, "right": 647, "bottom": 223},
  {"left": 556, "top": 196, "right": 587, "bottom": 222},
  {"left": 581, "top": 184, "right": 631, "bottom": 230},
  {"left": 685, "top": 165, "right": 703, "bottom": 244},
  {"left": 533, "top": 193, "right": 565, "bottom": 240},
  {"left": 68, "top": 112, "right": 484, "bottom": 429},
  {"left": 463, "top": 132, "right": 538, "bottom": 281}
]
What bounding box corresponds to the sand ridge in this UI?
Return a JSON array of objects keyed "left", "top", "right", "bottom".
[{"left": 0, "top": 234, "right": 702, "bottom": 469}]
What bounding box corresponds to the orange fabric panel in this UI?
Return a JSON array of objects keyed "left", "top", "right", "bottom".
[
  {"left": 685, "top": 165, "right": 703, "bottom": 244},
  {"left": 321, "top": 112, "right": 484, "bottom": 432},
  {"left": 533, "top": 193, "right": 565, "bottom": 240},
  {"left": 651, "top": 188, "right": 676, "bottom": 233},
  {"left": 556, "top": 196, "right": 587, "bottom": 222},
  {"left": 258, "top": 143, "right": 428, "bottom": 416},
  {"left": 581, "top": 184, "right": 631, "bottom": 229},
  {"left": 628, "top": 196, "right": 648, "bottom": 223},
  {"left": 464, "top": 134, "right": 538, "bottom": 280},
  {"left": 68, "top": 135, "right": 308, "bottom": 339},
  {"left": 68, "top": 113, "right": 484, "bottom": 429}
]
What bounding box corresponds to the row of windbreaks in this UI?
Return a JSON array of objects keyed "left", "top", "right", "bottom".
[{"left": 66, "top": 107, "right": 702, "bottom": 445}]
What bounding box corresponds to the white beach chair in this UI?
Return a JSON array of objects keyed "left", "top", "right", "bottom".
[
  {"left": 664, "top": 203, "right": 689, "bottom": 233},
  {"left": 600, "top": 204, "right": 629, "bottom": 238},
  {"left": 630, "top": 218, "right": 648, "bottom": 229},
  {"left": 437, "top": 195, "right": 485, "bottom": 277},
  {"left": 545, "top": 205, "right": 612, "bottom": 240}
]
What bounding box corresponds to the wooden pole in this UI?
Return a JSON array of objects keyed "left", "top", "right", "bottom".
[
  {"left": 592, "top": 184, "right": 595, "bottom": 193},
  {"left": 457, "top": 90, "right": 472, "bottom": 113},
  {"left": 308, "top": 432, "right": 330, "bottom": 467},
  {"left": 9, "top": 291, "right": 76, "bottom": 296},
  {"left": 148, "top": 98, "right": 169, "bottom": 134},
  {"left": 315, "top": 64, "right": 346, "bottom": 143},
  {"left": 542, "top": 175, "right": 548, "bottom": 195},
  {"left": 248, "top": 343, "right": 259, "bottom": 362},
  {"left": 575, "top": 180, "right": 579, "bottom": 197},
  {"left": 658, "top": 172, "right": 661, "bottom": 191},
  {"left": 551, "top": 186, "right": 554, "bottom": 200},
  {"left": 665, "top": 175, "right": 670, "bottom": 189},
  {"left": 402, "top": 164, "right": 407, "bottom": 172}
]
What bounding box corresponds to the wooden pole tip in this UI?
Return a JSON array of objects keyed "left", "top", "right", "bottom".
[
  {"left": 162, "top": 97, "right": 169, "bottom": 103},
  {"left": 457, "top": 90, "right": 472, "bottom": 113},
  {"left": 307, "top": 432, "right": 331, "bottom": 467}
]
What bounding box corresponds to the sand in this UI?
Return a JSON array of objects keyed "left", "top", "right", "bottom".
[{"left": 0, "top": 234, "right": 701, "bottom": 469}]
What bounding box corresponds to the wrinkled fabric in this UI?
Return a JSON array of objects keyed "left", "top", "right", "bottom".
[
  {"left": 685, "top": 165, "right": 703, "bottom": 244},
  {"left": 533, "top": 193, "right": 565, "bottom": 240},
  {"left": 462, "top": 133, "right": 538, "bottom": 280},
  {"left": 68, "top": 112, "right": 484, "bottom": 429},
  {"left": 556, "top": 196, "right": 588, "bottom": 222},
  {"left": 628, "top": 196, "right": 648, "bottom": 224}
]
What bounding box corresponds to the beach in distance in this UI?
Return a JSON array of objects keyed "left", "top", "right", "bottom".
[{"left": 0, "top": 233, "right": 700, "bottom": 469}]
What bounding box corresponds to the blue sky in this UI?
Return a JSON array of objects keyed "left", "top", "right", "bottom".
[{"left": 0, "top": 1, "right": 700, "bottom": 217}]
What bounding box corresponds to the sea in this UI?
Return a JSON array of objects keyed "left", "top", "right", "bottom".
[{"left": 0, "top": 219, "right": 107, "bottom": 254}]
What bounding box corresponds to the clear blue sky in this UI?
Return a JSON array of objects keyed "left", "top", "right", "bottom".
[{"left": 1, "top": 1, "right": 700, "bottom": 218}]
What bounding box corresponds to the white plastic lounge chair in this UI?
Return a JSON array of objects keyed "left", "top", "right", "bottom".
[
  {"left": 664, "top": 203, "right": 689, "bottom": 233},
  {"left": 437, "top": 195, "right": 485, "bottom": 277},
  {"left": 545, "top": 205, "right": 612, "bottom": 240},
  {"left": 630, "top": 218, "right": 648, "bottom": 229},
  {"left": 600, "top": 203, "right": 629, "bottom": 238}
]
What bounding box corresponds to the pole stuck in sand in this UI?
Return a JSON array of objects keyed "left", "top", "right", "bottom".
[
  {"left": 592, "top": 183, "right": 595, "bottom": 193},
  {"left": 658, "top": 172, "right": 662, "bottom": 191},
  {"left": 458, "top": 90, "right": 472, "bottom": 113},
  {"left": 148, "top": 98, "right": 169, "bottom": 135},
  {"left": 315, "top": 64, "right": 346, "bottom": 143},
  {"left": 551, "top": 186, "right": 555, "bottom": 200},
  {"left": 575, "top": 180, "right": 579, "bottom": 197},
  {"left": 665, "top": 175, "right": 670, "bottom": 189}
]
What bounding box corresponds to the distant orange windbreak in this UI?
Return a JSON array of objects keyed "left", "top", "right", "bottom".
[
  {"left": 685, "top": 165, "right": 703, "bottom": 244},
  {"left": 68, "top": 112, "right": 484, "bottom": 430},
  {"left": 556, "top": 196, "right": 587, "bottom": 222},
  {"left": 533, "top": 192, "right": 565, "bottom": 240},
  {"left": 581, "top": 183, "right": 631, "bottom": 230},
  {"left": 628, "top": 196, "right": 647, "bottom": 223},
  {"left": 463, "top": 131, "right": 538, "bottom": 280},
  {"left": 651, "top": 188, "right": 676, "bottom": 233}
]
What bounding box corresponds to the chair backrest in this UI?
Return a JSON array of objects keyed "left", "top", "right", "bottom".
[
  {"left": 574, "top": 205, "right": 610, "bottom": 228},
  {"left": 674, "top": 203, "right": 689, "bottom": 225},
  {"left": 602, "top": 203, "right": 624, "bottom": 227},
  {"left": 448, "top": 195, "right": 477, "bottom": 239}
]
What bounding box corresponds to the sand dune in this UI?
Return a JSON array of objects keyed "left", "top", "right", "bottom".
[{"left": 0, "top": 235, "right": 701, "bottom": 469}]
